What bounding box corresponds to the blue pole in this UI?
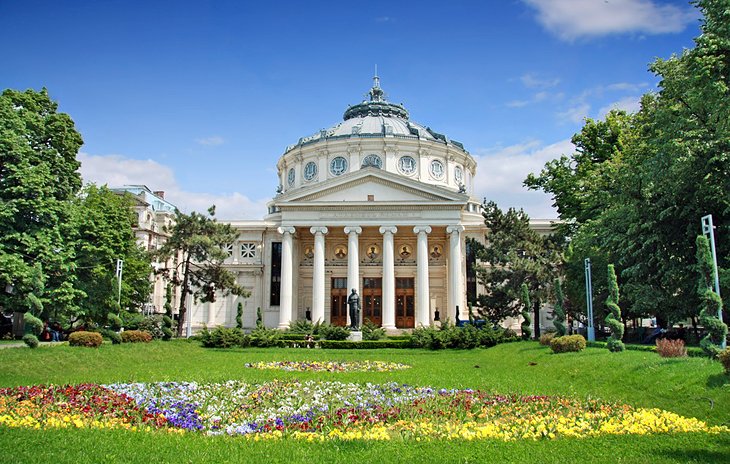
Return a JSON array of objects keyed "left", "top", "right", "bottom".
[{"left": 585, "top": 258, "right": 595, "bottom": 342}]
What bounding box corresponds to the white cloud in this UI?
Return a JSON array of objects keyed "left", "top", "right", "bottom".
[
  {"left": 195, "top": 136, "right": 224, "bottom": 146},
  {"left": 557, "top": 102, "right": 591, "bottom": 124},
  {"left": 523, "top": 0, "right": 698, "bottom": 41},
  {"left": 78, "top": 152, "right": 269, "bottom": 220},
  {"left": 520, "top": 73, "right": 560, "bottom": 89},
  {"left": 598, "top": 95, "right": 642, "bottom": 117},
  {"left": 472, "top": 139, "right": 574, "bottom": 218}
]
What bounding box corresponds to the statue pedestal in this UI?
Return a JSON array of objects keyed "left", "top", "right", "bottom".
[{"left": 348, "top": 331, "right": 362, "bottom": 342}]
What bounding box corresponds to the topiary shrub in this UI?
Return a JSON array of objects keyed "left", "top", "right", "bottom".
[
  {"left": 550, "top": 335, "right": 586, "bottom": 353},
  {"left": 200, "top": 326, "right": 246, "bottom": 348},
  {"left": 520, "top": 283, "right": 532, "bottom": 340},
  {"left": 656, "top": 338, "right": 687, "bottom": 358},
  {"left": 69, "top": 331, "right": 103, "bottom": 347},
  {"left": 553, "top": 278, "right": 567, "bottom": 336},
  {"left": 121, "top": 330, "right": 153, "bottom": 343},
  {"left": 121, "top": 311, "right": 144, "bottom": 330},
  {"left": 23, "top": 313, "right": 43, "bottom": 336},
  {"left": 161, "top": 315, "right": 174, "bottom": 341},
  {"left": 539, "top": 332, "right": 556, "bottom": 346},
  {"left": 101, "top": 329, "right": 122, "bottom": 345},
  {"left": 718, "top": 348, "right": 730, "bottom": 375},
  {"left": 22, "top": 334, "right": 39, "bottom": 349},
  {"left": 249, "top": 326, "right": 283, "bottom": 347},
  {"left": 138, "top": 315, "right": 165, "bottom": 339},
  {"left": 362, "top": 319, "right": 386, "bottom": 341},
  {"left": 235, "top": 302, "right": 243, "bottom": 329},
  {"left": 605, "top": 264, "right": 625, "bottom": 352},
  {"left": 316, "top": 323, "right": 351, "bottom": 341},
  {"left": 107, "top": 313, "right": 123, "bottom": 331},
  {"left": 696, "top": 236, "right": 728, "bottom": 357}
]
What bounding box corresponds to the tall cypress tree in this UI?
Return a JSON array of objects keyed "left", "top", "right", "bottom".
[
  {"left": 553, "top": 278, "right": 567, "bottom": 336},
  {"left": 520, "top": 283, "right": 532, "bottom": 340},
  {"left": 605, "top": 264, "right": 625, "bottom": 352},
  {"left": 696, "top": 235, "right": 727, "bottom": 356}
]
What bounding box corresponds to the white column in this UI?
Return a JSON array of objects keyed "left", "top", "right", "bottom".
[
  {"left": 413, "top": 226, "right": 432, "bottom": 327},
  {"left": 277, "top": 226, "right": 296, "bottom": 329},
  {"left": 344, "top": 226, "right": 362, "bottom": 327},
  {"left": 447, "top": 225, "right": 466, "bottom": 321},
  {"left": 379, "top": 226, "right": 398, "bottom": 330},
  {"left": 310, "top": 226, "right": 328, "bottom": 324}
]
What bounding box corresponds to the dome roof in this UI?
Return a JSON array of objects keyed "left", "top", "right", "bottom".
[{"left": 285, "top": 76, "right": 466, "bottom": 153}]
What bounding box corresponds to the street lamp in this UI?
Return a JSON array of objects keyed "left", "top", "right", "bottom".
[
  {"left": 701, "top": 214, "right": 725, "bottom": 349},
  {"left": 584, "top": 258, "right": 595, "bottom": 342}
]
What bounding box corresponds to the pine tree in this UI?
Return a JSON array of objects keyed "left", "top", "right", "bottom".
[
  {"left": 236, "top": 302, "right": 243, "bottom": 329},
  {"left": 605, "top": 264, "right": 625, "bottom": 352},
  {"left": 520, "top": 283, "right": 532, "bottom": 339},
  {"left": 553, "top": 278, "right": 566, "bottom": 336}
]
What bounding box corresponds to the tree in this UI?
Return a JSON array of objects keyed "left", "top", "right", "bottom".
[
  {"left": 70, "top": 185, "right": 151, "bottom": 325},
  {"left": 605, "top": 264, "right": 625, "bottom": 352},
  {"left": 520, "top": 283, "right": 532, "bottom": 340},
  {"left": 0, "top": 88, "right": 83, "bottom": 323},
  {"left": 156, "top": 206, "right": 248, "bottom": 336},
  {"left": 474, "top": 201, "right": 560, "bottom": 329},
  {"left": 696, "top": 235, "right": 727, "bottom": 356},
  {"left": 236, "top": 302, "right": 243, "bottom": 329},
  {"left": 553, "top": 278, "right": 566, "bottom": 336}
]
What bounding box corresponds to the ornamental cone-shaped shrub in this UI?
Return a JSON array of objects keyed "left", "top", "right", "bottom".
[
  {"left": 696, "top": 235, "right": 727, "bottom": 357},
  {"left": 236, "top": 302, "right": 243, "bottom": 329},
  {"left": 553, "top": 278, "right": 566, "bottom": 336},
  {"left": 605, "top": 264, "right": 625, "bottom": 352},
  {"left": 520, "top": 283, "right": 532, "bottom": 340}
]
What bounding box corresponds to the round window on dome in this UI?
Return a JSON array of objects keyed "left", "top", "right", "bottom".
[
  {"left": 287, "top": 168, "right": 295, "bottom": 186},
  {"left": 304, "top": 161, "right": 318, "bottom": 181},
  {"left": 430, "top": 160, "right": 445, "bottom": 180},
  {"left": 330, "top": 156, "right": 348, "bottom": 176},
  {"left": 398, "top": 156, "right": 417, "bottom": 175},
  {"left": 454, "top": 166, "right": 463, "bottom": 183},
  {"left": 361, "top": 154, "right": 382, "bottom": 169}
]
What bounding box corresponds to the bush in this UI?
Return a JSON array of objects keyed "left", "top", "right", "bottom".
[
  {"left": 23, "top": 313, "right": 43, "bottom": 336},
  {"left": 107, "top": 313, "right": 123, "bottom": 331},
  {"left": 162, "top": 315, "right": 174, "bottom": 341},
  {"left": 101, "top": 329, "right": 122, "bottom": 345},
  {"left": 411, "top": 325, "right": 448, "bottom": 350},
  {"left": 287, "top": 319, "right": 314, "bottom": 334},
  {"left": 550, "top": 335, "right": 586, "bottom": 353},
  {"left": 316, "top": 323, "right": 351, "bottom": 341},
  {"left": 121, "top": 311, "right": 144, "bottom": 330},
  {"left": 718, "top": 348, "right": 730, "bottom": 375},
  {"left": 249, "top": 326, "right": 283, "bottom": 347},
  {"left": 138, "top": 315, "right": 165, "bottom": 339},
  {"left": 656, "top": 338, "right": 687, "bottom": 358},
  {"left": 69, "top": 331, "right": 103, "bottom": 347},
  {"left": 200, "top": 326, "right": 246, "bottom": 348},
  {"left": 539, "top": 332, "right": 557, "bottom": 346},
  {"left": 362, "top": 319, "right": 386, "bottom": 341},
  {"left": 121, "top": 330, "right": 153, "bottom": 343},
  {"left": 318, "top": 340, "right": 412, "bottom": 349},
  {"left": 22, "top": 334, "right": 39, "bottom": 349}
]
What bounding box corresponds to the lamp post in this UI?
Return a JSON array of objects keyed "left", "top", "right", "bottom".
[
  {"left": 115, "top": 259, "right": 123, "bottom": 312},
  {"left": 584, "top": 258, "right": 595, "bottom": 342},
  {"left": 701, "top": 214, "right": 725, "bottom": 349}
]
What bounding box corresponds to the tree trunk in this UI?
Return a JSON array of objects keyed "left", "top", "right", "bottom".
[
  {"left": 176, "top": 255, "right": 191, "bottom": 337},
  {"left": 533, "top": 299, "right": 541, "bottom": 338}
]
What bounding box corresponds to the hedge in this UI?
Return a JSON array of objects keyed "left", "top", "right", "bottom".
[
  {"left": 586, "top": 340, "right": 705, "bottom": 358},
  {"left": 318, "top": 340, "right": 412, "bottom": 349},
  {"left": 121, "top": 330, "right": 153, "bottom": 343},
  {"left": 69, "top": 331, "right": 103, "bottom": 348}
]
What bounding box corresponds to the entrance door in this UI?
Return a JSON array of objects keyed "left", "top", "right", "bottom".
[
  {"left": 362, "top": 277, "right": 382, "bottom": 326},
  {"left": 395, "top": 277, "right": 415, "bottom": 328},
  {"left": 330, "top": 277, "right": 348, "bottom": 326}
]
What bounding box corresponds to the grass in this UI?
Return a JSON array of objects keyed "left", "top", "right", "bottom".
[{"left": 1, "top": 340, "right": 729, "bottom": 463}]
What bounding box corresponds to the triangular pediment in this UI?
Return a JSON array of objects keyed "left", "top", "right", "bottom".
[{"left": 275, "top": 168, "right": 468, "bottom": 205}]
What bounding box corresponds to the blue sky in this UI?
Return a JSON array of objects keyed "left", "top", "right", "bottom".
[{"left": 0, "top": 0, "right": 702, "bottom": 219}]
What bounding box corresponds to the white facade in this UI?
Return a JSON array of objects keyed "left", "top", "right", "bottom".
[{"left": 187, "top": 77, "right": 552, "bottom": 332}]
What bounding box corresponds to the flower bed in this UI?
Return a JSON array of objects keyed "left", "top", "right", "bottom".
[
  {"left": 1, "top": 380, "right": 726, "bottom": 441},
  {"left": 244, "top": 360, "right": 410, "bottom": 372}
]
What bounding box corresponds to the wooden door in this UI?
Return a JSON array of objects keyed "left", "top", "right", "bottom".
[
  {"left": 330, "top": 277, "right": 348, "bottom": 326},
  {"left": 395, "top": 277, "right": 415, "bottom": 328},
  {"left": 362, "top": 277, "right": 382, "bottom": 326}
]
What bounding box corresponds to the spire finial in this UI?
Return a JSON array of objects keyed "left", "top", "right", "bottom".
[{"left": 369, "top": 65, "right": 384, "bottom": 102}]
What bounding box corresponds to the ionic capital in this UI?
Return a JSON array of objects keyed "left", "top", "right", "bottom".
[
  {"left": 413, "top": 225, "right": 432, "bottom": 235},
  {"left": 446, "top": 225, "right": 465, "bottom": 235},
  {"left": 310, "top": 226, "right": 329, "bottom": 236},
  {"left": 379, "top": 226, "right": 398, "bottom": 235},
  {"left": 278, "top": 226, "right": 296, "bottom": 235},
  {"left": 344, "top": 226, "right": 362, "bottom": 235}
]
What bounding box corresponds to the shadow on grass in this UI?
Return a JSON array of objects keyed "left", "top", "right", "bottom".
[
  {"left": 659, "top": 435, "right": 730, "bottom": 463},
  {"left": 706, "top": 373, "right": 729, "bottom": 389}
]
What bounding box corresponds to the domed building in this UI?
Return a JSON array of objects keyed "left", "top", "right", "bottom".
[{"left": 186, "top": 77, "right": 546, "bottom": 331}]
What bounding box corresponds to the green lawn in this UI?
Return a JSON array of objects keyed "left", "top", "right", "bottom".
[{"left": 1, "top": 340, "right": 729, "bottom": 463}]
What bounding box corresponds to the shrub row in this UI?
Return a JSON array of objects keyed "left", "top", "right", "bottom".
[
  {"left": 69, "top": 331, "right": 103, "bottom": 347},
  {"left": 121, "top": 330, "right": 153, "bottom": 343},
  {"left": 411, "top": 322, "right": 518, "bottom": 350},
  {"left": 318, "top": 340, "right": 412, "bottom": 349},
  {"left": 585, "top": 341, "right": 705, "bottom": 357}
]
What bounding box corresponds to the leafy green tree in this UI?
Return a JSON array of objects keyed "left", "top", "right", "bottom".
[
  {"left": 156, "top": 206, "right": 248, "bottom": 336},
  {"left": 553, "top": 278, "right": 566, "bottom": 336},
  {"left": 696, "top": 236, "right": 727, "bottom": 356},
  {"left": 71, "top": 185, "right": 151, "bottom": 325},
  {"left": 605, "top": 264, "right": 625, "bottom": 352},
  {"left": 520, "top": 283, "right": 532, "bottom": 340},
  {"left": 0, "top": 88, "right": 84, "bottom": 323},
  {"left": 474, "top": 201, "right": 560, "bottom": 333}
]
